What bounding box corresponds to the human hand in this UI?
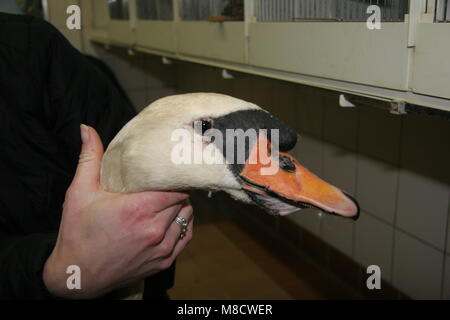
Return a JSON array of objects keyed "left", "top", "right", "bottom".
[{"left": 43, "top": 125, "right": 193, "bottom": 299}]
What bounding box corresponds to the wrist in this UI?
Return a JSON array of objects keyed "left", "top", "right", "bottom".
[
  {"left": 42, "top": 251, "right": 69, "bottom": 298},
  {"left": 43, "top": 250, "right": 106, "bottom": 299}
]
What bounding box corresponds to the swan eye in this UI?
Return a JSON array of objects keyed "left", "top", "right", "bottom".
[
  {"left": 201, "top": 120, "right": 212, "bottom": 134},
  {"left": 193, "top": 119, "right": 213, "bottom": 136},
  {"left": 194, "top": 120, "right": 212, "bottom": 136}
]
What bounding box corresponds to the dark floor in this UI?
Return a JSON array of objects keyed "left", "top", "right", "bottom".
[{"left": 168, "top": 200, "right": 361, "bottom": 300}]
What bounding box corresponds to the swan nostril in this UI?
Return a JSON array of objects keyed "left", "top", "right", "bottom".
[{"left": 279, "top": 155, "right": 296, "bottom": 173}]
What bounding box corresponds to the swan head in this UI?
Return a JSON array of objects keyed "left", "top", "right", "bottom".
[{"left": 101, "top": 93, "right": 359, "bottom": 219}]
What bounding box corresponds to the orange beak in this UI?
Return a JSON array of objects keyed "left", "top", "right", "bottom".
[{"left": 239, "top": 134, "right": 359, "bottom": 219}]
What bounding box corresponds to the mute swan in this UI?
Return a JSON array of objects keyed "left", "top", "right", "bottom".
[{"left": 100, "top": 93, "right": 359, "bottom": 219}]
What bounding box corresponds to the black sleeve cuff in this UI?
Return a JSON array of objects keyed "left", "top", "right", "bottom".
[{"left": 0, "top": 233, "right": 58, "bottom": 299}]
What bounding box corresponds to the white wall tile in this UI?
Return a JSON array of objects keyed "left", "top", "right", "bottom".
[
  {"left": 140, "top": 56, "right": 177, "bottom": 89},
  {"left": 176, "top": 63, "right": 208, "bottom": 93},
  {"left": 288, "top": 208, "right": 322, "bottom": 237},
  {"left": 397, "top": 114, "right": 450, "bottom": 250},
  {"left": 321, "top": 214, "right": 354, "bottom": 257},
  {"left": 268, "top": 81, "right": 298, "bottom": 129},
  {"left": 146, "top": 88, "right": 176, "bottom": 105},
  {"left": 145, "top": 69, "right": 174, "bottom": 89},
  {"left": 323, "top": 93, "right": 358, "bottom": 151},
  {"left": 291, "top": 135, "right": 323, "bottom": 176},
  {"left": 91, "top": 45, "right": 117, "bottom": 67},
  {"left": 250, "top": 77, "right": 273, "bottom": 110},
  {"left": 202, "top": 67, "right": 223, "bottom": 93},
  {"left": 112, "top": 54, "right": 147, "bottom": 91},
  {"left": 400, "top": 114, "right": 450, "bottom": 183},
  {"left": 323, "top": 143, "right": 357, "bottom": 195},
  {"left": 357, "top": 155, "right": 398, "bottom": 224},
  {"left": 446, "top": 204, "right": 450, "bottom": 255},
  {"left": 296, "top": 87, "right": 324, "bottom": 138},
  {"left": 128, "top": 89, "right": 147, "bottom": 112},
  {"left": 443, "top": 255, "right": 450, "bottom": 300},
  {"left": 233, "top": 76, "right": 254, "bottom": 102},
  {"left": 130, "top": 88, "right": 177, "bottom": 112},
  {"left": 81, "top": 34, "right": 99, "bottom": 57},
  {"left": 358, "top": 106, "right": 401, "bottom": 165},
  {"left": 393, "top": 230, "right": 444, "bottom": 299},
  {"left": 396, "top": 169, "right": 449, "bottom": 250},
  {"left": 354, "top": 212, "right": 394, "bottom": 281}
]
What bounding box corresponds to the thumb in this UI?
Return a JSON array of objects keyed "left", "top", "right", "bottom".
[{"left": 71, "top": 124, "right": 105, "bottom": 192}]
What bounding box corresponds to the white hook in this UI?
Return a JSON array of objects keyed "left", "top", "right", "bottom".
[
  {"left": 339, "top": 94, "right": 356, "bottom": 107},
  {"left": 221, "top": 69, "right": 234, "bottom": 79},
  {"left": 162, "top": 57, "right": 173, "bottom": 65}
]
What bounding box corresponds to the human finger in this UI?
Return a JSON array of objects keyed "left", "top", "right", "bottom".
[{"left": 155, "top": 203, "right": 193, "bottom": 258}]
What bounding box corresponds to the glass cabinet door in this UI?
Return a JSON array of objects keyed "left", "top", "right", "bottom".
[
  {"left": 107, "top": 0, "right": 134, "bottom": 46},
  {"left": 135, "top": 0, "right": 176, "bottom": 53},
  {"left": 177, "top": 0, "right": 245, "bottom": 63},
  {"left": 180, "top": 0, "right": 243, "bottom": 21},
  {"left": 136, "top": 0, "right": 173, "bottom": 20},
  {"left": 108, "top": 0, "right": 130, "bottom": 20}
]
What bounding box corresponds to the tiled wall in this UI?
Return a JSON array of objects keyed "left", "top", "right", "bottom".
[
  {"left": 88, "top": 47, "right": 177, "bottom": 112},
  {"left": 47, "top": 2, "right": 449, "bottom": 299},
  {"left": 174, "top": 62, "right": 450, "bottom": 300}
]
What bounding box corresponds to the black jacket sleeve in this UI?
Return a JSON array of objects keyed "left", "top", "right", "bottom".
[
  {"left": 0, "top": 232, "right": 57, "bottom": 299},
  {"left": 0, "top": 13, "right": 136, "bottom": 299}
]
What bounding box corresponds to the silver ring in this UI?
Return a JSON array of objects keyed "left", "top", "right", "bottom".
[{"left": 174, "top": 216, "right": 188, "bottom": 239}]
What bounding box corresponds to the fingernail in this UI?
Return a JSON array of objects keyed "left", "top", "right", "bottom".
[{"left": 80, "top": 124, "right": 90, "bottom": 144}]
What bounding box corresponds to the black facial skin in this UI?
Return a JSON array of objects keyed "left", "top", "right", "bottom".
[{"left": 206, "top": 109, "right": 298, "bottom": 176}]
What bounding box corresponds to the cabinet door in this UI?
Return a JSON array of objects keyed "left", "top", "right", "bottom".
[
  {"left": 135, "top": 0, "right": 176, "bottom": 53},
  {"left": 176, "top": 21, "right": 246, "bottom": 63},
  {"left": 412, "top": 23, "right": 450, "bottom": 99},
  {"left": 176, "top": 0, "right": 246, "bottom": 63},
  {"left": 248, "top": 0, "right": 410, "bottom": 90},
  {"left": 248, "top": 22, "right": 409, "bottom": 90},
  {"left": 107, "top": 0, "right": 134, "bottom": 46}
]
